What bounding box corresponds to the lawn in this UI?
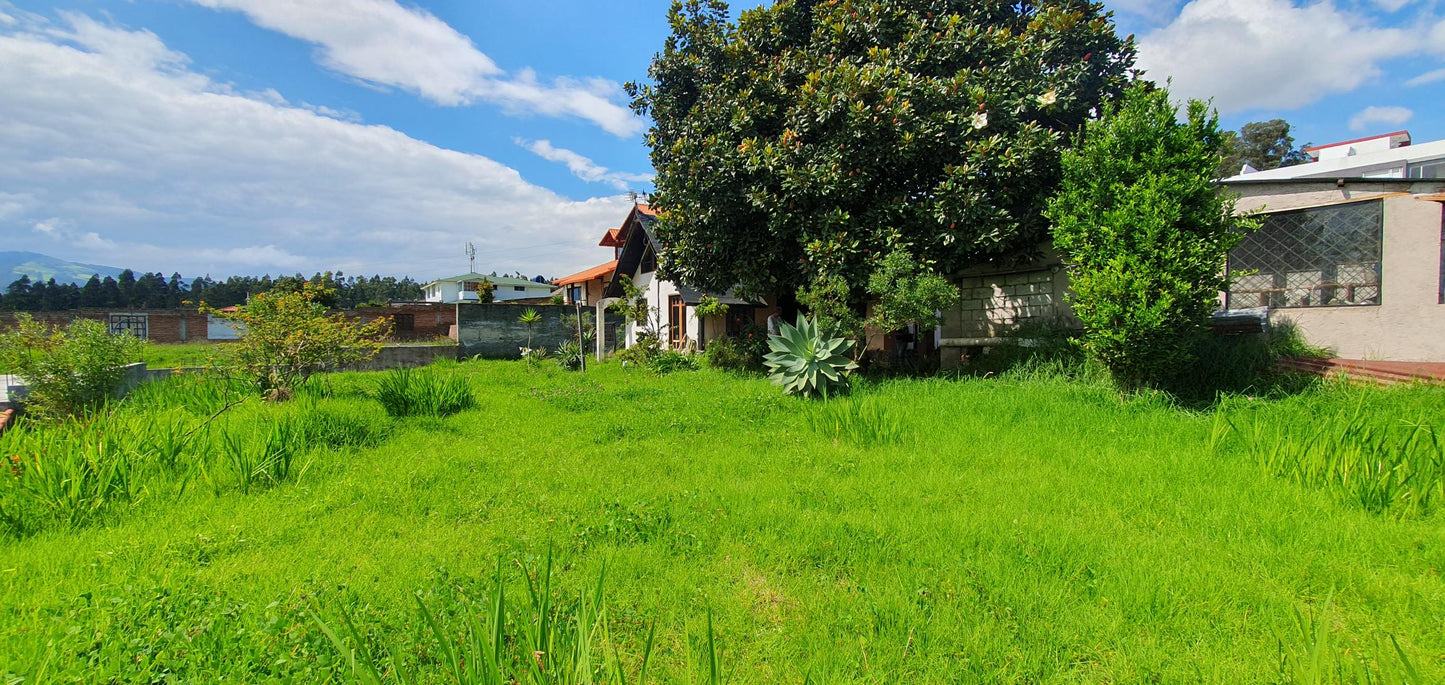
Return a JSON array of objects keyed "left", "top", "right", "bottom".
[
  {"left": 1, "top": 361, "right": 1442, "bottom": 683},
  {"left": 140, "top": 341, "right": 235, "bottom": 369}
]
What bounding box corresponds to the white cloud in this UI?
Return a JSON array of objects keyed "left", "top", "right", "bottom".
[
  {"left": 1135, "top": 0, "right": 1418, "bottom": 113},
  {"left": 516, "top": 138, "right": 652, "bottom": 191},
  {"left": 187, "top": 0, "right": 643, "bottom": 136},
  {"left": 1349, "top": 105, "right": 1413, "bottom": 131},
  {"left": 1405, "top": 67, "right": 1445, "bottom": 86},
  {"left": 0, "top": 14, "right": 632, "bottom": 278}
]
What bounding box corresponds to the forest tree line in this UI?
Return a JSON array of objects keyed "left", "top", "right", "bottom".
[{"left": 0, "top": 270, "right": 424, "bottom": 312}]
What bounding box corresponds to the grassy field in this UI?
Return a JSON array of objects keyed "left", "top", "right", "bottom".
[
  {"left": 140, "top": 341, "right": 236, "bottom": 369},
  {"left": 1, "top": 361, "right": 1442, "bottom": 682}
]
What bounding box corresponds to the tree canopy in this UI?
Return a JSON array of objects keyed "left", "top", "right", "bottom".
[
  {"left": 0, "top": 270, "right": 424, "bottom": 312},
  {"left": 1217, "top": 119, "right": 1311, "bottom": 178},
  {"left": 629, "top": 0, "right": 1136, "bottom": 313}
]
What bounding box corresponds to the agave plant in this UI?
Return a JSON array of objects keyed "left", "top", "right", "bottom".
[{"left": 764, "top": 315, "right": 858, "bottom": 398}]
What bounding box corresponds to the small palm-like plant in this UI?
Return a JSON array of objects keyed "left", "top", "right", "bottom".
[
  {"left": 764, "top": 315, "right": 858, "bottom": 398},
  {"left": 518, "top": 308, "right": 543, "bottom": 349}
]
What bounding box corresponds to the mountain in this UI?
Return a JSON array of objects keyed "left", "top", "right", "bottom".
[{"left": 0, "top": 252, "right": 128, "bottom": 286}]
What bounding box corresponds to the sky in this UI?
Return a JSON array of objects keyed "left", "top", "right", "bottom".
[{"left": 1, "top": 0, "right": 1441, "bottom": 282}]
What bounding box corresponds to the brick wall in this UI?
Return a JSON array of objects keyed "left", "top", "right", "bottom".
[
  {"left": 350, "top": 302, "right": 456, "bottom": 341},
  {"left": 0, "top": 309, "right": 210, "bottom": 343}
]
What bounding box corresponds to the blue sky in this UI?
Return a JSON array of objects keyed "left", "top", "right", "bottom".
[{"left": 0, "top": 0, "right": 1441, "bottom": 280}]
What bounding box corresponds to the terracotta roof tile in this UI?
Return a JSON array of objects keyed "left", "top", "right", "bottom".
[{"left": 553, "top": 260, "right": 618, "bottom": 286}]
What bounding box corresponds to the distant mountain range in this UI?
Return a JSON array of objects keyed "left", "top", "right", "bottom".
[{"left": 0, "top": 251, "right": 128, "bottom": 286}]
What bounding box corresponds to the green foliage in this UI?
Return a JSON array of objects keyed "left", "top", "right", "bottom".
[
  {"left": 763, "top": 315, "right": 857, "bottom": 398},
  {"left": 629, "top": 0, "right": 1136, "bottom": 306},
  {"left": 796, "top": 272, "right": 862, "bottom": 341},
  {"left": 205, "top": 282, "right": 391, "bottom": 396},
  {"left": 0, "top": 313, "right": 144, "bottom": 419},
  {"left": 475, "top": 278, "right": 497, "bottom": 304},
  {"left": 614, "top": 335, "right": 660, "bottom": 367},
  {"left": 646, "top": 349, "right": 700, "bottom": 375},
  {"left": 1217, "top": 400, "right": 1444, "bottom": 519},
  {"left": 805, "top": 395, "right": 904, "bottom": 446},
  {"left": 5, "top": 363, "right": 1445, "bottom": 681},
  {"left": 1217, "top": 119, "right": 1312, "bottom": 178},
  {"left": 371, "top": 367, "right": 477, "bottom": 418},
  {"left": 518, "top": 307, "right": 544, "bottom": 350},
  {"left": 550, "top": 292, "right": 566, "bottom": 306},
  {"left": 864, "top": 247, "right": 960, "bottom": 333},
  {"left": 314, "top": 554, "right": 668, "bottom": 685},
  {"left": 1048, "top": 82, "right": 1259, "bottom": 389},
  {"left": 702, "top": 325, "right": 767, "bottom": 373},
  {"left": 693, "top": 295, "right": 728, "bottom": 318},
  {"left": 555, "top": 339, "right": 585, "bottom": 371}
]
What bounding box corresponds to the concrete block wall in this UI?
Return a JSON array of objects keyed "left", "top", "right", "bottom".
[
  {"left": 956, "top": 270, "right": 1060, "bottom": 333},
  {"left": 456, "top": 303, "right": 625, "bottom": 359}
]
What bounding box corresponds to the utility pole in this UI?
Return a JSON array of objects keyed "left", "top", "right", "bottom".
[{"left": 466, "top": 242, "right": 476, "bottom": 274}]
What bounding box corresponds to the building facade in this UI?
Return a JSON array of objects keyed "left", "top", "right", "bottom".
[{"left": 421, "top": 273, "right": 556, "bottom": 303}]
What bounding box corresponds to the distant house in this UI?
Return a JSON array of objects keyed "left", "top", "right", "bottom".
[
  {"left": 560, "top": 203, "right": 772, "bottom": 351},
  {"left": 421, "top": 273, "right": 555, "bottom": 303},
  {"left": 1225, "top": 130, "right": 1445, "bottom": 181}
]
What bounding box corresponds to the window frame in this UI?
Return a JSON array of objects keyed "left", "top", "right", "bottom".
[{"left": 1226, "top": 198, "right": 1384, "bottom": 310}]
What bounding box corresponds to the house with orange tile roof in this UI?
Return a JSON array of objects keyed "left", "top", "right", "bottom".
[{"left": 562, "top": 202, "right": 775, "bottom": 353}]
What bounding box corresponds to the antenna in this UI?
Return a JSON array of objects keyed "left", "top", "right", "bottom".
[
  {"left": 466, "top": 242, "right": 476, "bottom": 274},
  {"left": 627, "top": 191, "right": 640, "bottom": 205}
]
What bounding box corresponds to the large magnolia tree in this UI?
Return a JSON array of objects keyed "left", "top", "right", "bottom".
[{"left": 628, "top": 0, "right": 1136, "bottom": 313}]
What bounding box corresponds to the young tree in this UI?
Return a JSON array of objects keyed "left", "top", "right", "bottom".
[
  {"left": 629, "top": 0, "right": 1135, "bottom": 316},
  {"left": 204, "top": 283, "right": 390, "bottom": 398},
  {"left": 0, "top": 313, "right": 144, "bottom": 418},
  {"left": 1047, "top": 82, "right": 1258, "bottom": 388},
  {"left": 864, "top": 247, "right": 960, "bottom": 336}
]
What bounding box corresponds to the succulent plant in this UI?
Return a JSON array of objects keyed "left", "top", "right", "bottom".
[{"left": 763, "top": 315, "right": 858, "bottom": 398}]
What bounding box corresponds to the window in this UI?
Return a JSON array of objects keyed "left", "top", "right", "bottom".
[
  {"left": 393, "top": 313, "right": 415, "bottom": 332},
  {"left": 668, "top": 295, "right": 685, "bottom": 344},
  {"left": 641, "top": 247, "right": 657, "bottom": 274},
  {"left": 567, "top": 284, "right": 583, "bottom": 305},
  {"left": 1408, "top": 159, "right": 1445, "bottom": 179},
  {"left": 109, "top": 313, "right": 148, "bottom": 339},
  {"left": 463, "top": 281, "right": 482, "bottom": 292},
  {"left": 725, "top": 306, "right": 755, "bottom": 336},
  {"left": 514, "top": 285, "right": 526, "bottom": 292},
  {"left": 1227, "top": 200, "right": 1384, "bottom": 309}
]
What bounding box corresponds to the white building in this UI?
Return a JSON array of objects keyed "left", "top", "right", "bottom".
[
  {"left": 592, "top": 204, "right": 772, "bottom": 351},
  {"left": 1226, "top": 130, "right": 1445, "bottom": 182},
  {"left": 421, "top": 273, "right": 556, "bottom": 303}
]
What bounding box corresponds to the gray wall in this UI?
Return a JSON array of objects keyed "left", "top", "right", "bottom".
[{"left": 457, "top": 304, "right": 624, "bottom": 359}]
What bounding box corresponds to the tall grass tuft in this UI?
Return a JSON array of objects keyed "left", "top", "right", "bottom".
[
  {"left": 313, "top": 551, "right": 666, "bottom": 684},
  {"left": 1218, "top": 401, "right": 1444, "bottom": 518},
  {"left": 805, "top": 395, "right": 906, "bottom": 446},
  {"left": 372, "top": 367, "right": 477, "bottom": 418}
]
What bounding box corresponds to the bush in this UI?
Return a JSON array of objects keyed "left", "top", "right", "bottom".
[
  {"left": 764, "top": 315, "right": 858, "bottom": 398},
  {"left": 204, "top": 283, "right": 390, "bottom": 397},
  {"left": 372, "top": 367, "right": 477, "bottom": 418},
  {"left": 555, "top": 340, "right": 585, "bottom": 371},
  {"left": 615, "top": 334, "right": 661, "bottom": 367},
  {"left": 0, "top": 314, "right": 144, "bottom": 419},
  {"left": 1047, "top": 82, "right": 1258, "bottom": 389},
  {"left": 704, "top": 324, "right": 768, "bottom": 373},
  {"left": 646, "top": 349, "right": 699, "bottom": 375}
]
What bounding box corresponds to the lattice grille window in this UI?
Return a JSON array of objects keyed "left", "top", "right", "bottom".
[
  {"left": 108, "top": 313, "right": 148, "bottom": 340},
  {"left": 1227, "top": 200, "right": 1383, "bottom": 309}
]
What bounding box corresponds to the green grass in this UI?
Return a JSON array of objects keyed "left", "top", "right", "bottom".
[
  {"left": 140, "top": 341, "right": 235, "bottom": 369},
  {"left": 1, "top": 362, "right": 1443, "bottom": 682}
]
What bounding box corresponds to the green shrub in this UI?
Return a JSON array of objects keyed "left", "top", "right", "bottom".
[
  {"left": 646, "top": 349, "right": 699, "bottom": 375},
  {"left": 615, "top": 334, "right": 661, "bottom": 367},
  {"left": 704, "top": 325, "right": 768, "bottom": 373},
  {"left": 1047, "top": 82, "right": 1258, "bottom": 389},
  {"left": 0, "top": 314, "right": 144, "bottom": 419},
  {"left": 555, "top": 340, "right": 585, "bottom": 370},
  {"left": 372, "top": 367, "right": 477, "bottom": 418},
  {"left": 764, "top": 315, "right": 857, "bottom": 398}
]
